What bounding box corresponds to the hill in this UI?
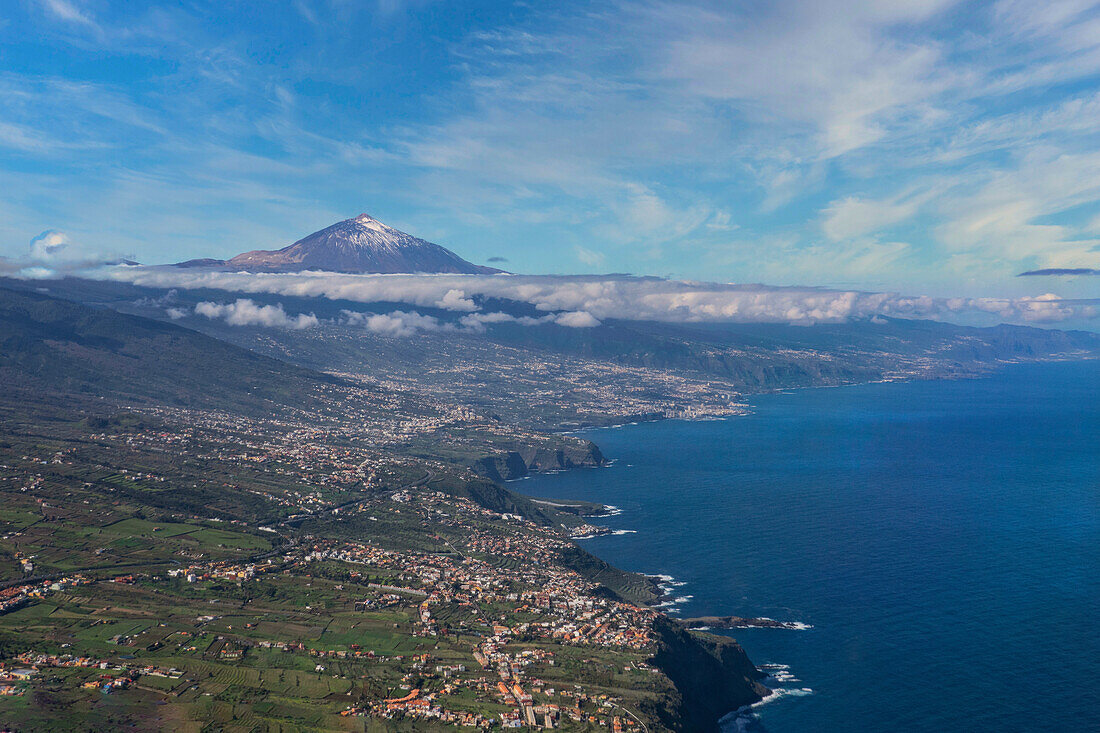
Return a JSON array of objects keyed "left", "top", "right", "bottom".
[{"left": 0, "top": 286, "right": 343, "bottom": 415}]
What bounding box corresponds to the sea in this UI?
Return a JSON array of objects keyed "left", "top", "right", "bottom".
[{"left": 519, "top": 360, "right": 1099, "bottom": 732}]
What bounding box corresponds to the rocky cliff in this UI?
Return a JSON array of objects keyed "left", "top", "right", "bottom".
[
  {"left": 645, "top": 616, "right": 770, "bottom": 732},
  {"left": 471, "top": 439, "right": 607, "bottom": 481}
]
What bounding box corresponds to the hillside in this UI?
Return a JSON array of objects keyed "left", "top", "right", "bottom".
[{"left": 0, "top": 286, "right": 342, "bottom": 415}]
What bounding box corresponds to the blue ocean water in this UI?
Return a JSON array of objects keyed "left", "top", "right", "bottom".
[{"left": 520, "top": 361, "right": 1100, "bottom": 732}]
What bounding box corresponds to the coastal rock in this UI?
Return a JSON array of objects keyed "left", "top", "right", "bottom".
[{"left": 679, "top": 615, "right": 809, "bottom": 630}]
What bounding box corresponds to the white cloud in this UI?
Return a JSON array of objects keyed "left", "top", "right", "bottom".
[
  {"left": 948, "top": 292, "right": 1098, "bottom": 323},
  {"left": 13, "top": 266, "right": 56, "bottom": 280},
  {"left": 19, "top": 229, "right": 133, "bottom": 274},
  {"left": 109, "top": 267, "right": 1100, "bottom": 325},
  {"left": 342, "top": 305, "right": 603, "bottom": 336},
  {"left": 39, "top": 0, "right": 100, "bottom": 31},
  {"left": 554, "top": 310, "right": 601, "bottom": 328},
  {"left": 458, "top": 311, "right": 543, "bottom": 331},
  {"left": 0, "top": 121, "right": 76, "bottom": 154},
  {"left": 435, "top": 288, "right": 477, "bottom": 311},
  {"left": 194, "top": 299, "right": 318, "bottom": 329},
  {"left": 344, "top": 309, "right": 445, "bottom": 337},
  {"left": 574, "top": 246, "right": 605, "bottom": 267},
  {"left": 29, "top": 230, "right": 70, "bottom": 259},
  {"left": 649, "top": 0, "right": 958, "bottom": 158},
  {"left": 822, "top": 197, "right": 921, "bottom": 241},
  {"left": 931, "top": 149, "right": 1100, "bottom": 271},
  {"left": 603, "top": 184, "right": 713, "bottom": 244},
  {"left": 458, "top": 309, "right": 602, "bottom": 331}
]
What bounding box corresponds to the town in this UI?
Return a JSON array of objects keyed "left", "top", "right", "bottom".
[{"left": 0, "top": 478, "right": 672, "bottom": 729}]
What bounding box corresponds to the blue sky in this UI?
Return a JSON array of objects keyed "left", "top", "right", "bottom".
[{"left": 3, "top": 0, "right": 1100, "bottom": 299}]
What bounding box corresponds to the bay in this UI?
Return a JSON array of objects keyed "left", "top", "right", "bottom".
[{"left": 520, "top": 361, "right": 1100, "bottom": 732}]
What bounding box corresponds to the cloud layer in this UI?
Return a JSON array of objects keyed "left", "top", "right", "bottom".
[{"left": 111, "top": 268, "right": 1098, "bottom": 326}]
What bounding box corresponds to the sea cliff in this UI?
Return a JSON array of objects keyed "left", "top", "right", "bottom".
[
  {"left": 645, "top": 616, "right": 770, "bottom": 731},
  {"left": 471, "top": 439, "right": 607, "bottom": 481}
]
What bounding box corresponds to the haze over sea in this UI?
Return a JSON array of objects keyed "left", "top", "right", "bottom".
[{"left": 522, "top": 361, "right": 1100, "bottom": 732}]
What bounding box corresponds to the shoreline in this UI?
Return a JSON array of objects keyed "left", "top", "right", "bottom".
[
  {"left": 523, "top": 357, "right": 1098, "bottom": 730},
  {"left": 552, "top": 353, "right": 1099, "bottom": 436}
]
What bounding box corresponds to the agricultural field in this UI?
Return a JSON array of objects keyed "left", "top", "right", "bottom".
[{"left": 0, "top": 549, "right": 675, "bottom": 732}]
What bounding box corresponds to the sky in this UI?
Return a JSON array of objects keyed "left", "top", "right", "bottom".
[{"left": 2, "top": 0, "right": 1100, "bottom": 302}]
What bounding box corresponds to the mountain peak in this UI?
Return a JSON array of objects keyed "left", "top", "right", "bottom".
[
  {"left": 175, "top": 213, "right": 503, "bottom": 275},
  {"left": 352, "top": 213, "right": 387, "bottom": 232}
]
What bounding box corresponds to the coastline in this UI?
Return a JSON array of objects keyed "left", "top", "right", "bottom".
[
  {"left": 553, "top": 351, "right": 1099, "bottom": 434},
  {"left": 519, "top": 356, "right": 1100, "bottom": 726},
  {"left": 506, "top": 354, "right": 1100, "bottom": 726}
]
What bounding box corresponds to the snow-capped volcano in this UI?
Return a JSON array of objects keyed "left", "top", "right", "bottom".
[{"left": 175, "top": 214, "right": 502, "bottom": 274}]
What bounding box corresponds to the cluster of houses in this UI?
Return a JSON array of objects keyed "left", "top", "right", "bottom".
[
  {"left": 0, "top": 665, "right": 35, "bottom": 696},
  {"left": 288, "top": 506, "right": 661, "bottom": 728},
  {"left": 0, "top": 573, "right": 91, "bottom": 615},
  {"left": 343, "top": 684, "right": 496, "bottom": 728},
  {"left": 6, "top": 651, "right": 181, "bottom": 695},
  {"left": 134, "top": 519, "right": 663, "bottom": 729}
]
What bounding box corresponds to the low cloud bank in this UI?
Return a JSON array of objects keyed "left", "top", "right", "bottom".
[
  {"left": 106, "top": 268, "right": 1099, "bottom": 326},
  {"left": 195, "top": 299, "right": 318, "bottom": 329},
  {"left": 342, "top": 309, "right": 445, "bottom": 337},
  {"left": 459, "top": 310, "right": 601, "bottom": 330},
  {"left": 339, "top": 307, "right": 601, "bottom": 337},
  {"left": 171, "top": 295, "right": 602, "bottom": 337}
]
